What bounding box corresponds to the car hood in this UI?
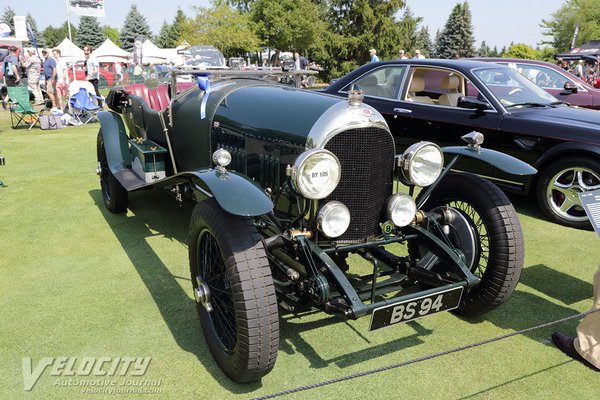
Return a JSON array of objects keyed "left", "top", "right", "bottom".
[{"left": 503, "top": 105, "right": 600, "bottom": 145}]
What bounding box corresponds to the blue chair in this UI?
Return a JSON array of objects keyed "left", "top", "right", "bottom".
[{"left": 68, "top": 87, "right": 102, "bottom": 125}]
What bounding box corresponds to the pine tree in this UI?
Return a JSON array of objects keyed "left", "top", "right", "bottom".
[
  {"left": 414, "top": 26, "right": 433, "bottom": 57},
  {"left": 77, "top": 16, "right": 105, "bottom": 48},
  {"left": 434, "top": 1, "right": 475, "bottom": 59},
  {"left": 26, "top": 13, "right": 45, "bottom": 47},
  {"left": 43, "top": 22, "right": 77, "bottom": 48},
  {"left": 155, "top": 20, "right": 172, "bottom": 48},
  {"left": 478, "top": 40, "right": 491, "bottom": 57},
  {"left": 169, "top": 8, "right": 186, "bottom": 47},
  {"left": 120, "top": 5, "right": 153, "bottom": 52},
  {"left": 398, "top": 7, "right": 421, "bottom": 55},
  {"left": 0, "top": 6, "right": 15, "bottom": 34}
]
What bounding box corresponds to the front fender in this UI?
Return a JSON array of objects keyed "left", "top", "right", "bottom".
[
  {"left": 98, "top": 110, "right": 131, "bottom": 174},
  {"left": 443, "top": 146, "right": 537, "bottom": 176},
  {"left": 190, "top": 170, "right": 273, "bottom": 217}
]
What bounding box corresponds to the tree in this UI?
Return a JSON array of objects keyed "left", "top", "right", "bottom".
[
  {"left": 0, "top": 6, "right": 15, "bottom": 34},
  {"left": 397, "top": 7, "right": 421, "bottom": 55},
  {"left": 43, "top": 22, "right": 77, "bottom": 48},
  {"left": 169, "top": 8, "right": 187, "bottom": 46},
  {"left": 181, "top": 2, "right": 260, "bottom": 58},
  {"left": 251, "top": 0, "right": 325, "bottom": 53},
  {"left": 77, "top": 16, "right": 105, "bottom": 48},
  {"left": 155, "top": 21, "right": 173, "bottom": 48},
  {"left": 541, "top": 0, "right": 600, "bottom": 52},
  {"left": 103, "top": 26, "right": 121, "bottom": 47},
  {"left": 477, "top": 40, "right": 491, "bottom": 57},
  {"left": 503, "top": 43, "right": 539, "bottom": 60},
  {"left": 320, "top": 0, "right": 405, "bottom": 78},
  {"left": 435, "top": 1, "right": 476, "bottom": 59},
  {"left": 26, "top": 13, "right": 45, "bottom": 47},
  {"left": 414, "top": 26, "right": 433, "bottom": 57},
  {"left": 120, "top": 5, "right": 153, "bottom": 52}
]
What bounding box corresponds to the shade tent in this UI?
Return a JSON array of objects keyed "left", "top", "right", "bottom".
[
  {"left": 55, "top": 38, "right": 84, "bottom": 63},
  {"left": 93, "top": 38, "right": 130, "bottom": 62},
  {"left": 141, "top": 39, "right": 168, "bottom": 64},
  {"left": 555, "top": 40, "right": 600, "bottom": 61}
]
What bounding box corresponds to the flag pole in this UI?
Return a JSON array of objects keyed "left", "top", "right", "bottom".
[{"left": 65, "top": 0, "right": 74, "bottom": 81}]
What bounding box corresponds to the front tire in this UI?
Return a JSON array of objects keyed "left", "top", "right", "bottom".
[
  {"left": 97, "top": 131, "right": 128, "bottom": 213},
  {"left": 536, "top": 157, "right": 600, "bottom": 229},
  {"left": 189, "top": 199, "right": 279, "bottom": 383},
  {"left": 417, "top": 173, "right": 524, "bottom": 316}
]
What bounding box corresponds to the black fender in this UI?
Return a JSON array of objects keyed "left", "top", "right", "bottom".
[
  {"left": 98, "top": 110, "right": 131, "bottom": 174},
  {"left": 534, "top": 141, "right": 600, "bottom": 169},
  {"left": 146, "top": 169, "right": 273, "bottom": 217},
  {"left": 443, "top": 146, "right": 537, "bottom": 176}
]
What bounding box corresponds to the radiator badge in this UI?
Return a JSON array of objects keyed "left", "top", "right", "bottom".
[{"left": 380, "top": 221, "right": 394, "bottom": 235}]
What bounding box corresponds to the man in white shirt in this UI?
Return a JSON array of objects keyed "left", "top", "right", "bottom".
[
  {"left": 83, "top": 44, "right": 102, "bottom": 106},
  {"left": 52, "top": 48, "right": 68, "bottom": 110}
]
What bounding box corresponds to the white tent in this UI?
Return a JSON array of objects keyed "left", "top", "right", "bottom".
[
  {"left": 56, "top": 37, "right": 84, "bottom": 63},
  {"left": 140, "top": 39, "right": 168, "bottom": 64},
  {"left": 94, "top": 38, "right": 130, "bottom": 62}
]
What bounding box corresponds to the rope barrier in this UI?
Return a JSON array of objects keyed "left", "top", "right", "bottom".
[{"left": 251, "top": 308, "right": 600, "bottom": 400}]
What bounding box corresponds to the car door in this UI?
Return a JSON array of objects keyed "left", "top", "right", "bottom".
[{"left": 386, "top": 66, "right": 505, "bottom": 176}]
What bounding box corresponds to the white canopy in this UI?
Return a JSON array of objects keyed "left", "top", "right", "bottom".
[
  {"left": 56, "top": 37, "right": 84, "bottom": 63},
  {"left": 141, "top": 39, "right": 168, "bottom": 64},
  {"left": 94, "top": 38, "right": 130, "bottom": 62}
]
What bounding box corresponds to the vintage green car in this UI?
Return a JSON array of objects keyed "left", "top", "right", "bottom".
[{"left": 97, "top": 71, "right": 536, "bottom": 382}]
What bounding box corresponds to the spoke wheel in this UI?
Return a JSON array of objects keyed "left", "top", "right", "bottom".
[
  {"left": 189, "top": 199, "right": 279, "bottom": 383},
  {"left": 96, "top": 130, "right": 128, "bottom": 213},
  {"left": 537, "top": 157, "right": 600, "bottom": 229},
  {"left": 415, "top": 173, "right": 524, "bottom": 316}
]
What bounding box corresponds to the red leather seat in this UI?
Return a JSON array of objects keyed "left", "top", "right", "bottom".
[
  {"left": 125, "top": 82, "right": 196, "bottom": 112},
  {"left": 125, "top": 83, "right": 170, "bottom": 111}
]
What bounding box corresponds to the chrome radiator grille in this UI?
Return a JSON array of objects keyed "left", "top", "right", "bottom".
[{"left": 324, "top": 127, "right": 395, "bottom": 243}]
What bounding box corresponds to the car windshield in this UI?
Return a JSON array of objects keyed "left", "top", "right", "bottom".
[
  {"left": 183, "top": 47, "right": 226, "bottom": 68},
  {"left": 472, "top": 66, "right": 558, "bottom": 107}
]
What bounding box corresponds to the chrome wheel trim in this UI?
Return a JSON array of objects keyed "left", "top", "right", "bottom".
[{"left": 546, "top": 166, "right": 600, "bottom": 222}]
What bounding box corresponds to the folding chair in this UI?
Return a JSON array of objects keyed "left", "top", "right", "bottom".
[
  {"left": 7, "top": 86, "right": 46, "bottom": 130},
  {"left": 67, "top": 80, "right": 104, "bottom": 125}
]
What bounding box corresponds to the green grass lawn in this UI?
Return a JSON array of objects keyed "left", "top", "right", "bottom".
[{"left": 1, "top": 109, "right": 599, "bottom": 400}]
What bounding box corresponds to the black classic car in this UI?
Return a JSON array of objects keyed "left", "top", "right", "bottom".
[
  {"left": 323, "top": 59, "right": 600, "bottom": 229},
  {"left": 97, "top": 70, "right": 534, "bottom": 382}
]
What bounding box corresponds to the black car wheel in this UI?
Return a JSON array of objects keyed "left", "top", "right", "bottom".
[
  {"left": 416, "top": 173, "right": 524, "bottom": 316},
  {"left": 189, "top": 199, "right": 279, "bottom": 383},
  {"left": 97, "top": 131, "right": 128, "bottom": 213},
  {"left": 536, "top": 157, "right": 600, "bottom": 229}
]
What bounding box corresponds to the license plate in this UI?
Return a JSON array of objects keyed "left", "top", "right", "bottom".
[{"left": 369, "top": 286, "right": 464, "bottom": 331}]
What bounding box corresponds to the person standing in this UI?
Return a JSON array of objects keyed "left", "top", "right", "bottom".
[
  {"left": 293, "top": 51, "right": 309, "bottom": 88},
  {"left": 2, "top": 46, "right": 21, "bottom": 87},
  {"left": 41, "top": 49, "right": 57, "bottom": 109},
  {"left": 398, "top": 50, "right": 408, "bottom": 60},
  {"left": 552, "top": 265, "right": 600, "bottom": 371},
  {"left": 24, "top": 49, "right": 44, "bottom": 105},
  {"left": 114, "top": 61, "right": 123, "bottom": 85},
  {"left": 369, "top": 49, "right": 379, "bottom": 63},
  {"left": 83, "top": 44, "right": 102, "bottom": 106},
  {"left": 414, "top": 49, "right": 426, "bottom": 59},
  {"left": 53, "top": 48, "right": 68, "bottom": 111}
]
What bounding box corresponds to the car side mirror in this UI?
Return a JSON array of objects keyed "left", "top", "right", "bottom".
[
  {"left": 563, "top": 81, "right": 578, "bottom": 93},
  {"left": 457, "top": 96, "right": 491, "bottom": 111}
]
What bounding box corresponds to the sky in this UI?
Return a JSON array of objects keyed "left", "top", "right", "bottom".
[{"left": 8, "top": 0, "right": 567, "bottom": 50}]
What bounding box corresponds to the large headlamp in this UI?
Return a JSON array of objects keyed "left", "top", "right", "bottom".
[
  {"left": 289, "top": 149, "right": 341, "bottom": 199},
  {"left": 398, "top": 142, "right": 444, "bottom": 187}
]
